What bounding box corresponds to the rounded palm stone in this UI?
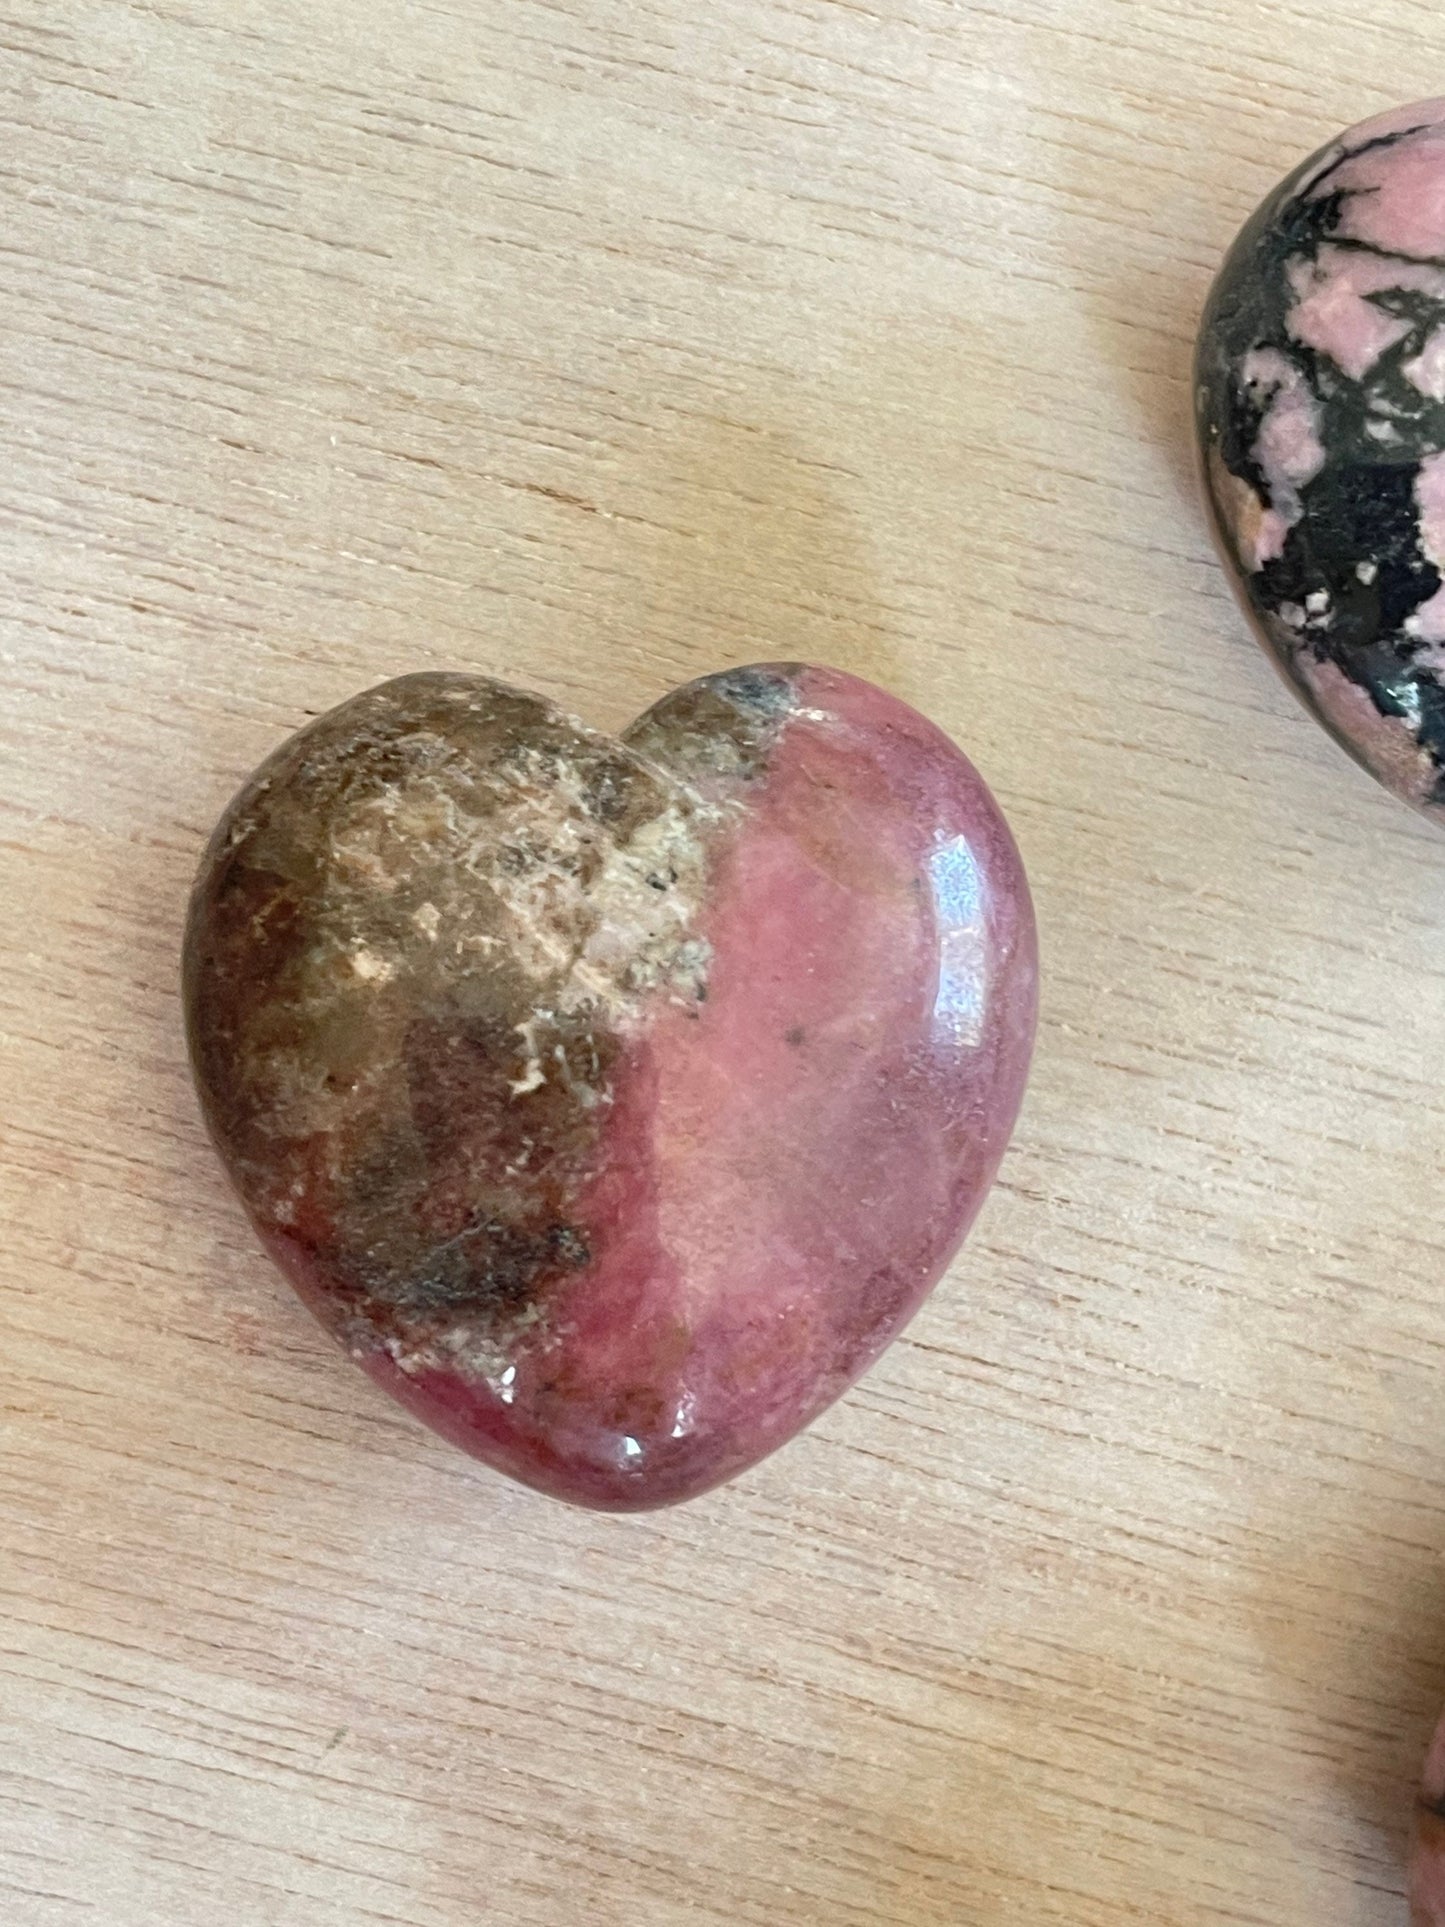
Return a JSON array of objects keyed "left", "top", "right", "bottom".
[
  {"left": 1196, "top": 98, "right": 1445, "bottom": 823},
  {"left": 184, "top": 666, "right": 1037, "bottom": 1509}
]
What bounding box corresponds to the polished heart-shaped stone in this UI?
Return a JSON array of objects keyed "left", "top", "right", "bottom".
[
  {"left": 184, "top": 665, "right": 1037, "bottom": 1509},
  {"left": 1197, "top": 98, "right": 1445, "bottom": 824}
]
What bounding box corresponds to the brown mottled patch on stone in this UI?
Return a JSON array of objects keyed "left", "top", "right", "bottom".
[{"left": 184, "top": 672, "right": 723, "bottom": 1363}]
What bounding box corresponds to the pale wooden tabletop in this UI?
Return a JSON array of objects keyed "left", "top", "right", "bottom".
[{"left": 5, "top": 5, "right": 1445, "bottom": 1924}]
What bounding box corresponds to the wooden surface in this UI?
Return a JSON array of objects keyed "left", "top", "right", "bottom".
[{"left": 4, "top": 6, "right": 1445, "bottom": 1923}]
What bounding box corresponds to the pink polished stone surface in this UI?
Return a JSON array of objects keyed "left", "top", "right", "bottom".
[{"left": 185, "top": 665, "right": 1037, "bottom": 1509}]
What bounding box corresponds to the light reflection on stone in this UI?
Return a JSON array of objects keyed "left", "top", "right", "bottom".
[{"left": 929, "top": 833, "right": 987, "bottom": 1049}]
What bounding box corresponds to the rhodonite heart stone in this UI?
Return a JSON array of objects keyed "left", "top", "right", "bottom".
[
  {"left": 1196, "top": 98, "right": 1445, "bottom": 823},
  {"left": 184, "top": 665, "right": 1037, "bottom": 1509}
]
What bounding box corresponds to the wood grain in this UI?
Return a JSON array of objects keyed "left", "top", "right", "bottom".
[{"left": 4, "top": 5, "right": 1445, "bottom": 1922}]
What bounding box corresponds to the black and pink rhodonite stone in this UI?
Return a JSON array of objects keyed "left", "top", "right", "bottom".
[
  {"left": 184, "top": 666, "right": 1037, "bottom": 1509},
  {"left": 1197, "top": 98, "right": 1445, "bottom": 823}
]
